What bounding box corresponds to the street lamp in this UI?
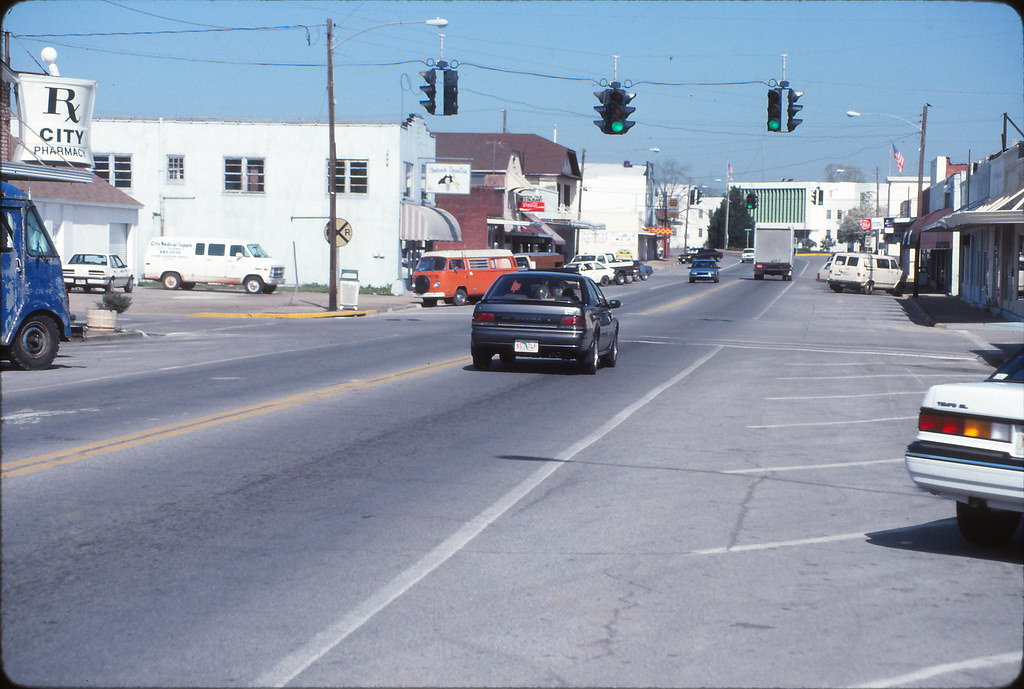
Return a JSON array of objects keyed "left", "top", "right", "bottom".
[
  {"left": 326, "top": 17, "right": 448, "bottom": 310},
  {"left": 846, "top": 106, "right": 930, "bottom": 297}
]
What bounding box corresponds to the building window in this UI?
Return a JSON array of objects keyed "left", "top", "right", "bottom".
[
  {"left": 93, "top": 154, "right": 132, "bottom": 188},
  {"left": 167, "top": 155, "right": 185, "bottom": 182},
  {"left": 837, "top": 209, "right": 843, "bottom": 220},
  {"left": 225, "top": 157, "right": 265, "bottom": 193},
  {"left": 826, "top": 210, "right": 832, "bottom": 220},
  {"left": 328, "top": 159, "right": 369, "bottom": 194},
  {"left": 404, "top": 162, "right": 414, "bottom": 199}
]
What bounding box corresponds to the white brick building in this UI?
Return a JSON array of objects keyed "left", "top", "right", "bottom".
[{"left": 90, "top": 115, "right": 438, "bottom": 289}]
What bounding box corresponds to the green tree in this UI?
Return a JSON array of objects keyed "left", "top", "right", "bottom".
[
  {"left": 707, "top": 188, "right": 755, "bottom": 249},
  {"left": 836, "top": 198, "right": 877, "bottom": 250}
]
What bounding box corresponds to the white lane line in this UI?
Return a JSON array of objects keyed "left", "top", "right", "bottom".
[
  {"left": 724, "top": 458, "right": 902, "bottom": 474},
  {"left": 747, "top": 415, "right": 916, "bottom": 429},
  {"left": 753, "top": 279, "right": 795, "bottom": 320},
  {"left": 693, "top": 531, "right": 866, "bottom": 555},
  {"left": 254, "top": 347, "right": 725, "bottom": 688},
  {"left": 778, "top": 373, "right": 982, "bottom": 380},
  {"left": 765, "top": 391, "right": 925, "bottom": 400},
  {"left": 851, "top": 651, "right": 1022, "bottom": 688}
]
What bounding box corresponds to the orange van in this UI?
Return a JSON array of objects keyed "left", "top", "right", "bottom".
[{"left": 411, "top": 249, "right": 518, "bottom": 306}]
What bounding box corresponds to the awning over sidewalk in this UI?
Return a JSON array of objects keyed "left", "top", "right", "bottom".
[
  {"left": 400, "top": 203, "right": 462, "bottom": 242},
  {"left": 521, "top": 212, "right": 567, "bottom": 246},
  {"left": 941, "top": 187, "right": 1024, "bottom": 228},
  {"left": 902, "top": 207, "right": 952, "bottom": 246}
]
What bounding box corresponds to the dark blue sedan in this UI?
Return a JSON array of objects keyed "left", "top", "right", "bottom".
[{"left": 688, "top": 259, "right": 720, "bottom": 283}]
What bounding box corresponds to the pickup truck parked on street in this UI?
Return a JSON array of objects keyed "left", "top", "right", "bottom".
[{"left": 570, "top": 252, "right": 636, "bottom": 284}]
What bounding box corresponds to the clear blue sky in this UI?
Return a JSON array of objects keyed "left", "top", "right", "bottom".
[{"left": 5, "top": 0, "right": 1022, "bottom": 188}]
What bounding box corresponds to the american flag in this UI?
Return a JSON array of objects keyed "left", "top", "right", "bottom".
[
  {"left": 892, "top": 144, "right": 905, "bottom": 173},
  {"left": 727, "top": 164, "right": 734, "bottom": 181}
]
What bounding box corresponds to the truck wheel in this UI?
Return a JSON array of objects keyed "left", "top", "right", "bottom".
[
  {"left": 162, "top": 272, "right": 182, "bottom": 290},
  {"left": 243, "top": 275, "right": 265, "bottom": 294},
  {"left": 862, "top": 281, "right": 873, "bottom": 295},
  {"left": 124, "top": 277, "right": 134, "bottom": 293},
  {"left": 9, "top": 315, "right": 59, "bottom": 370},
  {"left": 956, "top": 502, "right": 1021, "bottom": 546},
  {"left": 600, "top": 276, "right": 610, "bottom": 286},
  {"left": 615, "top": 272, "right": 626, "bottom": 285},
  {"left": 451, "top": 288, "right": 468, "bottom": 306}
]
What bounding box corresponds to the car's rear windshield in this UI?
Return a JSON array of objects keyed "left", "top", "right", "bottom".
[
  {"left": 486, "top": 274, "right": 586, "bottom": 304},
  {"left": 692, "top": 260, "right": 716, "bottom": 268},
  {"left": 990, "top": 348, "right": 1024, "bottom": 383}
]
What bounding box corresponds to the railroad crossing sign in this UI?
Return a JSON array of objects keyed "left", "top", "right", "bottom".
[{"left": 325, "top": 218, "right": 353, "bottom": 247}]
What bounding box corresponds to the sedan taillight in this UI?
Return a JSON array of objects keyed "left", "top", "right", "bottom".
[
  {"left": 473, "top": 311, "right": 495, "bottom": 323},
  {"left": 559, "top": 315, "right": 585, "bottom": 328},
  {"left": 919, "top": 410, "right": 1011, "bottom": 441}
]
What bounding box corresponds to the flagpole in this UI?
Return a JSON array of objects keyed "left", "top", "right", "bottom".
[{"left": 888, "top": 137, "right": 893, "bottom": 178}]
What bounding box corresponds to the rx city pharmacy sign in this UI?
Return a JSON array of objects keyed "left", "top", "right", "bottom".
[{"left": 17, "top": 74, "right": 97, "bottom": 166}]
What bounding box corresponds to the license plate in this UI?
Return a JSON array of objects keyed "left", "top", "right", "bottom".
[{"left": 514, "top": 340, "right": 539, "bottom": 354}]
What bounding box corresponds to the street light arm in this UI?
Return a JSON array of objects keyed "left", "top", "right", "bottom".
[
  {"left": 331, "top": 17, "right": 447, "bottom": 50},
  {"left": 846, "top": 110, "right": 921, "bottom": 132}
]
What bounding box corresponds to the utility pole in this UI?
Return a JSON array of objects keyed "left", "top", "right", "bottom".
[
  {"left": 912, "top": 103, "right": 929, "bottom": 298},
  {"left": 326, "top": 18, "right": 338, "bottom": 311}
]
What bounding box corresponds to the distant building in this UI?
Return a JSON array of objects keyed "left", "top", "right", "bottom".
[
  {"left": 89, "top": 115, "right": 442, "bottom": 290},
  {"left": 432, "top": 132, "right": 581, "bottom": 258}
]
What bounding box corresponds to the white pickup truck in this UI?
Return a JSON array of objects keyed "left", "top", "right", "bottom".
[
  {"left": 570, "top": 253, "right": 636, "bottom": 285},
  {"left": 904, "top": 347, "right": 1024, "bottom": 545},
  {"left": 63, "top": 253, "right": 135, "bottom": 292}
]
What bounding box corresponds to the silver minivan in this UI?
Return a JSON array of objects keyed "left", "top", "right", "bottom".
[{"left": 827, "top": 252, "right": 904, "bottom": 295}]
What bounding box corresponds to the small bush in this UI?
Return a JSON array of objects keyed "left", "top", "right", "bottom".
[{"left": 96, "top": 292, "right": 133, "bottom": 313}]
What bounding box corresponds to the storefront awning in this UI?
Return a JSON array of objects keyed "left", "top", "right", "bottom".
[
  {"left": 645, "top": 226, "right": 673, "bottom": 236},
  {"left": 941, "top": 187, "right": 1024, "bottom": 228},
  {"left": 400, "top": 203, "right": 462, "bottom": 242},
  {"left": 520, "top": 212, "right": 566, "bottom": 246},
  {"left": 902, "top": 207, "right": 952, "bottom": 246}
]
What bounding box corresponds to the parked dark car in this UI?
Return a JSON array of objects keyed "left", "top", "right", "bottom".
[
  {"left": 632, "top": 260, "right": 653, "bottom": 280},
  {"left": 470, "top": 271, "right": 620, "bottom": 374},
  {"left": 689, "top": 259, "right": 720, "bottom": 283}
]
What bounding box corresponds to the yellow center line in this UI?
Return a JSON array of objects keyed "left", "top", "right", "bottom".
[
  {"left": 3, "top": 355, "right": 471, "bottom": 479},
  {"left": 642, "top": 278, "right": 743, "bottom": 315}
]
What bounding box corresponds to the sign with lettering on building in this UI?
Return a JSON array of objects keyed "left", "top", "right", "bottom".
[
  {"left": 424, "top": 163, "right": 471, "bottom": 194},
  {"left": 517, "top": 195, "right": 545, "bottom": 212},
  {"left": 16, "top": 74, "right": 97, "bottom": 167}
]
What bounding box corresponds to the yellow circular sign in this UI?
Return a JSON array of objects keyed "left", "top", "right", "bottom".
[{"left": 325, "top": 218, "right": 354, "bottom": 247}]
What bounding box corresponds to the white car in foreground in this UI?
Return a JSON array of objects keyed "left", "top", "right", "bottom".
[
  {"left": 63, "top": 253, "right": 135, "bottom": 292},
  {"left": 905, "top": 347, "right": 1024, "bottom": 545}
]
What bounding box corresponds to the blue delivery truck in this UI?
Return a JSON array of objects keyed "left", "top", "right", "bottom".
[{"left": 1, "top": 180, "right": 72, "bottom": 369}]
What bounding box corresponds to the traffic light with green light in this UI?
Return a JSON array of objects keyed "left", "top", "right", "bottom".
[
  {"left": 594, "top": 83, "right": 635, "bottom": 135},
  {"left": 766, "top": 88, "right": 782, "bottom": 132},
  {"left": 746, "top": 192, "right": 758, "bottom": 210}
]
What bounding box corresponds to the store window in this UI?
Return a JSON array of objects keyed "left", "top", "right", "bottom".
[
  {"left": 225, "top": 157, "right": 265, "bottom": 193},
  {"left": 93, "top": 154, "right": 132, "bottom": 188}
]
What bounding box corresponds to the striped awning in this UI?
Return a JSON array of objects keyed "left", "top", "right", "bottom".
[
  {"left": 520, "top": 212, "right": 566, "bottom": 245},
  {"left": 645, "top": 226, "right": 673, "bottom": 236},
  {"left": 400, "top": 203, "right": 462, "bottom": 242},
  {"left": 942, "top": 187, "right": 1024, "bottom": 228}
]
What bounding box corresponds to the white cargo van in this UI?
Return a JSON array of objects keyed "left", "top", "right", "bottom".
[
  {"left": 143, "top": 238, "right": 286, "bottom": 294},
  {"left": 827, "top": 252, "right": 903, "bottom": 295}
]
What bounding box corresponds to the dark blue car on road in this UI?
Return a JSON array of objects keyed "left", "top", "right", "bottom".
[{"left": 688, "top": 259, "right": 720, "bottom": 283}]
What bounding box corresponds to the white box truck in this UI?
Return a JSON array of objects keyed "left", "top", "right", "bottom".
[
  {"left": 752, "top": 228, "right": 795, "bottom": 280},
  {"left": 144, "top": 238, "right": 286, "bottom": 294}
]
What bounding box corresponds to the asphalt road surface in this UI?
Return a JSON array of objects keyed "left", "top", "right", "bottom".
[{"left": 3, "top": 256, "right": 1021, "bottom": 688}]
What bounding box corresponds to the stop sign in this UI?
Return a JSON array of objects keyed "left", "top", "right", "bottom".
[{"left": 860, "top": 218, "right": 872, "bottom": 231}]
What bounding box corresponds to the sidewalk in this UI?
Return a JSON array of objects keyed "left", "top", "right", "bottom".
[{"left": 898, "top": 292, "right": 1024, "bottom": 365}]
